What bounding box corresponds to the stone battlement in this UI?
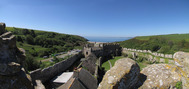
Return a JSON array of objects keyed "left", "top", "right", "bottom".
[
  {"left": 0, "top": 24, "right": 16, "bottom": 49},
  {"left": 0, "top": 22, "right": 33, "bottom": 89},
  {"left": 0, "top": 23, "right": 6, "bottom": 35},
  {"left": 102, "top": 43, "right": 120, "bottom": 46}
]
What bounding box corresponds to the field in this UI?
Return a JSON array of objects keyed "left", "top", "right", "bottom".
[
  {"left": 135, "top": 34, "right": 189, "bottom": 42},
  {"left": 119, "top": 33, "right": 189, "bottom": 54}
]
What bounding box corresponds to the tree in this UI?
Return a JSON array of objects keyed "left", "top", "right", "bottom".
[
  {"left": 26, "top": 35, "right": 34, "bottom": 45},
  {"left": 22, "top": 29, "right": 30, "bottom": 35},
  {"left": 16, "top": 36, "right": 23, "bottom": 43},
  {"left": 24, "top": 54, "right": 40, "bottom": 71},
  {"left": 168, "top": 41, "right": 174, "bottom": 48},
  {"left": 30, "top": 30, "right": 36, "bottom": 37}
]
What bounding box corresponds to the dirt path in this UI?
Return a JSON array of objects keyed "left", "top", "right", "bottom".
[{"left": 108, "top": 60, "right": 112, "bottom": 68}]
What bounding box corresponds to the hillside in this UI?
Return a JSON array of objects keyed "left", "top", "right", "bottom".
[
  {"left": 6, "top": 27, "right": 88, "bottom": 71},
  {"left": 135, "top": 34, "right": 189, "bottom": 42},
  {"left": 119, "top": 33, "right": 189, "bottom": 54}
]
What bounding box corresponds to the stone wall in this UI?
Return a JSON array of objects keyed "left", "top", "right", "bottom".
[
  {"left": 83, "top": 43, "right": 122, "bottom": 58},
  {"left": 123, "top": 48, "right": 173, "bottom": 58},
  {"left": 0, "top": 23, "right": 33, "bottom": 89},
  {"left": 174, "top": 52, "right": 189, "bottom": 89},
  {"left": 30, "top": 52, "right": 82, "bottom": 83},
  {"left": 98, "top": 58, "right": 182, "bottom": 89},
  {"left": 98, "top": 58, "right": 140, "bottom": 89},
  {"left": 122, "top": 49, "right": 174, "bottom": 64},
  {"left": 82, "top": 53, "right": 98, "bottom": 74}
]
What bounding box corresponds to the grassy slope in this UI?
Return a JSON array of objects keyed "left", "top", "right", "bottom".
[
  {"left": 6, "top": 27, "right": 87, "bottom": 56},
  {"left": 119, "top": 33, "right": 189, "bottom": 54},
  {"left": 135, "top": 34, "right": 189, "bottom": 42},
  {"left": 6, "top": 27, "right": 88, "bottom": 71}
]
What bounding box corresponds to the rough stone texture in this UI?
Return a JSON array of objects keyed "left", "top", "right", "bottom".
[
  {"left": 82, "top": 53, "right": 98, "bottom": 74},
  {"left": 169, "top": 60, "right": 174, "bottom": 64},
  {"left": 160, "top": 58, "right": 165, "bottom": 63},
  {"left": 34, "top": 80, "right": 45, "bottom": 89},
  {"left": 0, "top": 23, "right": 33, "bottom": 89},
  {"left": 98, "top": 58, "right": 140, "bottom": 89},
  {"left": 131, "top": 52, "right": 137, "bottom": 59},
  {"left": 0, "top": 69, "right": 33, "bottom": 89},
  {"left": 139, "top": 64, "right": 181, "bottom": 89},
  {"left": 0, "top": 23, "right": 6, "bottom": 35},
  {"left": 84, "top": 43, "right": 122, "bottom": 62},
  {"left": 147, "top": 55, "right": 156, "bottom": 63},
  {"left": 30, "top": 52, "right": 82, "bottom": 83},
  {"left": 174, "top": 51, "right": 189, "bottom": 89},
  {"left": 123, "top": 48, "right": 173, "bottom": 59}
]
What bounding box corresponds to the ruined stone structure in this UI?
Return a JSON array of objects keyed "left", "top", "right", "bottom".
[
  {"left": 82, "top": 43, "right": 122, "bottom": 80},
  {"left": 123, "top": 48, "right": 173, "bottom": 58},
  {"left": 98, "top": 58, "right": 140, "bottom": 89},
  {"left": 0, "top": 23, "right": 33, "bottom": 89},
  {"left": 82, "top": 53, "right": 98, "bottom": 74},
  {"left": 98, "top": 58, "right": 182, "bottom": 89},
  {"left": 30, "top": 52, "right": 82, "bottom": 83},
  {"left": 84, "top": 43, "right": 122, "bottom": 57},
  {"left": 139, "top": 64, "right": 181, "bottom": 89},
  {"left": 174, "top": 52, "right": 189, "bottom": 89},
  {"left": 83, "top": 43, "right": 122, "bottom": 63},
  {"left": 123, "top": 48, "right": 174, "bottom": 64}
]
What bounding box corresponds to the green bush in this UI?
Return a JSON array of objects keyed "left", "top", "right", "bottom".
[
  {"left": 176, "top": 81, "right": 182, "bottom": 89},
  {"left": 136, "top": 56, "right": 144, "bottom": 62},
  {"left": 24, "top": 54, "right": 40, "bottom": 71}
]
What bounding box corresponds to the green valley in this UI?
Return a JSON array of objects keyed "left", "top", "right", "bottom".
[
  {"left": 6, "top": 27, "right": 88, "bottom": 71},
  {"left": 119, "top": 33, "right": 189, "bottom": 54}
]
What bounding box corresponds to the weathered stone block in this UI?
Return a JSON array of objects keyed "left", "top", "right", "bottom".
[
  {"left": 139, "top": 64, "right": 181, "bottom": 89},
  {"left": 98, "top": 58, "right": 140, "bottom": 89},
  {"left": 160, "top": 58, "right": 165, "bottom": 63},
  {"left": 174, "top": 51, "right": 189, "bottom": 89},
  {"left": 0, "top": 23, "right": 6, "bottom": 35}
]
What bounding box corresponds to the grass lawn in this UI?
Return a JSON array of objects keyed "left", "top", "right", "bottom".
[
  {"left": 137, "top": 62, "right": 147, "bottom": 71},
  {"left": 109, "top": 56, "right": 124, "bottom": 66},
  {"left": 101, "top": 56, "right": 124, "bottom": 71},
  {"left": 101, "top": 61, "right": 110, "bottom": 71}
]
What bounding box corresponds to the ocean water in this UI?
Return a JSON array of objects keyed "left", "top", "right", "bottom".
[{"left": 84, "top": 36, "right": 132, "bottom": 43}]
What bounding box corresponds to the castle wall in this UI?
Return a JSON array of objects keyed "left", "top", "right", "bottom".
[
  {"left": 123, "top": 48, "right": 173, "bottom": 58},
  {"left": 30, "top": 52, "right": 82, "bottom": 83}
]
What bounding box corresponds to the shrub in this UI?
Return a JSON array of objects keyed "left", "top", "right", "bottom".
[
  {"left": 24, "top": 54, "right": 40, "bottom": 71},
  {"left": 175, "top": 81, "right": 182, "bottom": 89}
]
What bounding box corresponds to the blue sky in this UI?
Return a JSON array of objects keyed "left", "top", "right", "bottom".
[{"left": 0, "top": 0, "right": 189, "bottom": 37}]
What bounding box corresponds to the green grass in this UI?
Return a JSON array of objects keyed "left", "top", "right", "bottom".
[
  {"left": 40, "top": 55, "right": 71, "bottom": 69},
  {"left": 17, "top": 42, "right": 48, "bottom": 52},
  {"left": 135, "top": 33, "right": 189, "bottom": 42},
  {"left": 175, "top": 81, "right": 182, "bottom": 89},
  {"left": 35, "top": 57, "right": 45, "bottom": 61},
  {"left": 164, "top": 58, "right": 169, "bottom": 63},
  {"left": 137, "top": 62, "right": 147, "bottom": 71},
  {"left": 109, "top": 56, "right": 124, "bottom": 66},
  {"left": 119, "top": 33, "right": 189, "bottom": 54},
  {"left": 101, "top": 61, "right": 110, "bottom": 71},
  {"left": 102, "top": 56, "right": 124, "bottom": 71}
]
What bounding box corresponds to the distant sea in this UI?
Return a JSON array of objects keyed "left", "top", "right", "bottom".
[{"left": 84, "top": 36, "right": 132, "bottom": 43}]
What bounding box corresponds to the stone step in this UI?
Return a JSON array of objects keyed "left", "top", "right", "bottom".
[{"left": 0, "top": 31, "right": 12, "bottom": 38}]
